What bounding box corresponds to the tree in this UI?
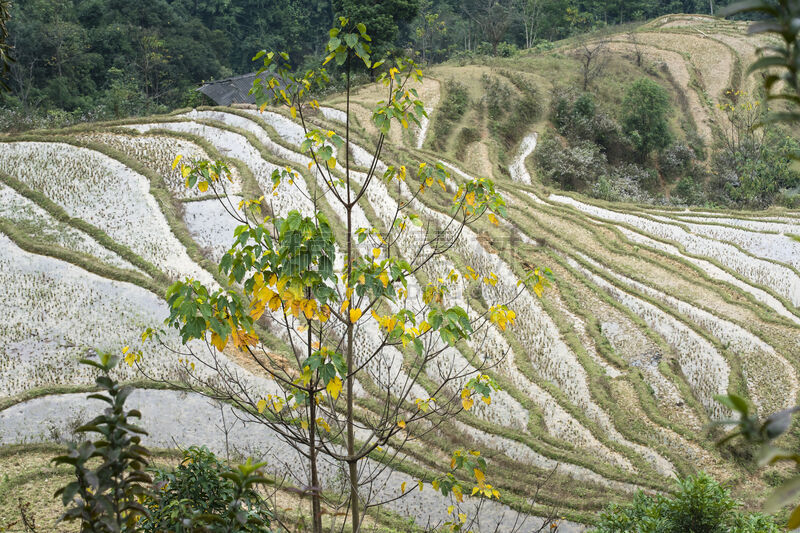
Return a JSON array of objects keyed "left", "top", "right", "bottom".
[
  {"left": 143, "top": 17, "right": 551, "bottom": 533},
  {"left": 413, "top": 0, "right": 447, "bottom": 63},
  {"left": 573, "top": 36, "right": 610, "bottom": 91},
  {"left": 0, "top": 0, "right": 12, "bottom": 92},
  {"left": 622, "top": 78, "right": 673, "bottom": 160},
  {"left": 514, "top": 0, "right": 543, "bottom": 49},
  {"left": 333, "top": 0, "right": 420, "bottom": 58},
  {"left": 462, "top": 0, "right": 513, "bottom": 55}
]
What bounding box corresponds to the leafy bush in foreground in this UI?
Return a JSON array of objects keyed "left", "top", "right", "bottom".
[
  {"left": 591, "top": 472, "right": 780, "bottom": 533},
  {"left": 139, "top": 446, "right": 274, "bottom": 533}
]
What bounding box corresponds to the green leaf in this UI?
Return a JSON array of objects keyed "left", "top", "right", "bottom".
[
  {"left": 765, "top": 475, "right": 800, "bottom": 513},
  {"left": 714, "top": 394, "right": 749, "bottom": 416}
]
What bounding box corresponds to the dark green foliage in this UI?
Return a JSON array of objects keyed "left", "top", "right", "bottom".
[
  {"left": 712, "top": 129, "right": 800, "bottom": 208},
  {"left": 0, "top": 0, "right": 11, "bottom": 91},
  {"left": 552, "top": 90, "right": 597, "bottom": 141},
  {"left": 659, "top": 142, "right": 696, "bottom": 180},
  {"left": 52, "top": 353, "right": 152, "bottom": 532},
  {"left": 432, "top": 79, "right": 469, "bottom": 150},
  {"left": 591, "top": 472, "right": 781, "bottom": 533},
  {"left": 139, "top": 446, "right": 274, "bottom": 533},
  {"left": 482, "top": 73, "right": 541, "bottom": 148},
  {"left": 535, "top": 133, "right": 607, "bottom": 190},
  {"left": 622, "top": 78, "right": 673, "bottom": 160},
  {"left": 333, "top": 0, "right": 419, "bottom": 59}
]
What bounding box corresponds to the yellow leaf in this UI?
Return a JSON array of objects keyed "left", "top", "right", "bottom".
[
  {"left": 372, "top": 247, "right": 381, "bottom": 258},
  {"left": 327, "top": 156, "right": 336, "bottom": 168},
  {"left": 401, "top": 482, "right": 406, "bottom": 494},
  {"left": 458, "top": 513, "right": 467, "bottom": 523},
  {"left": 316, "top": 417, "right": 331, "bottom": 432},
  {"left": 211, "top": 332, "right": 228, "bottom": 352},
  {"left": 198, "top": 181, "right": 209, "bottom": 193},
  {"left": 466, "top": 191, "right": 476, "bottom": 206},
  {"left": 462, "top": 396, "right": 474, "bottom": 411},
  {"left": 301, "top": 420, "right": 308, "bottom": 430},
  {"left": 397, "top": 419, "right": 406, "bottom": 429},
  {"left": 488, "top": 213, "right": 499, "bottom": 225},
  {"left": 340, "top": 300, "right": 350, "bottom": 314},
  {"left": 326, "top": 376, "right": 343, "bottom": 400},
  {"left": 418, "top": 480, "right": 424, "bottom": 492},
  {"left": 533, "top": 282, "right": 543, "bottom": 298},
  {"left": 259, "top": 102, "right": 268, "bottom": 112},
  {"left": 447, "top": 505, "right": 454, "bottom": 515},
  {"left": 378, "top": 271, "right": 390, "bottom": 288},
  {"left": 474, "top": 468, "right": 485, "bottom": 487},
  {"left": 290, "top": 106, "right": 297, "bottom": 118},
  {"left": 349, "top": 308, "right": 362, "bottom": 323},
  {"left": 250, "top": 301, "right": 266, "bottom": 321},
  {"left": 482, "top": 396, "right": 492, "bottom": 406},
  {"left": 788, "top": 505, "right": 800, "bottom": 529},
  {"left": 257, "top": 399, "right": 267, "bottom": 413},
  {"left": 171, "top": 154, "right": 183, "bottom": 170}
]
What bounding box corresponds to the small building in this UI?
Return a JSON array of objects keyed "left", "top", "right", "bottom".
[{"left": 197, "top": 71, "right": 286, "bottom": 106}]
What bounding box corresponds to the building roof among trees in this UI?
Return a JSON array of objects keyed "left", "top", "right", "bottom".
[{"left": 198, "top": 71, "right": 284, "bottom": 106}]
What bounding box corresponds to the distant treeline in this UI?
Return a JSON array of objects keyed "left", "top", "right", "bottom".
[{"left": 1, "top": 0, "right": 742, "bottom": 120}]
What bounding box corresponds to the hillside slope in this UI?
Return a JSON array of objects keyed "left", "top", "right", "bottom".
[{"left": 1, "top": 15, "right": 799, "bottom": 531}]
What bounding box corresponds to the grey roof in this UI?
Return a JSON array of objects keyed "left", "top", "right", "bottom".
[{"left": 197, "top": 71, "right": 286, "bottom": 106}]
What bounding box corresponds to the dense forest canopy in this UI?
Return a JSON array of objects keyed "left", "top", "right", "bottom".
[{"left": 1, "top": 0, "right": 743, "bottom": 117}]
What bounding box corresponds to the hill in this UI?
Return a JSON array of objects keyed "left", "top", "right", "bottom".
[{"left": 1, "top": 14, "right": 799, "bottom": 531}]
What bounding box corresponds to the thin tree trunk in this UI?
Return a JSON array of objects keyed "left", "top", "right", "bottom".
[
  {"left": 308, "top": 319, "right": 323, "bottom": 533},
  {"left": 344, "top": 51, "right": 360, "bottom": 533}
]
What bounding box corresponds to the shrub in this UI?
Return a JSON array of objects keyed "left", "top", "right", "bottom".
[
  {"left": 592, "top": 164, "right": 655, "bottom": 203},
  {"left": 495, "top": 42, "right": 519, "bottom": 57},
  {"left": 590, "top": 472, "right": 780, "bottom": 533},
  {"left": 535, "top": 134, "right": 607, "bottom": 190},
  {"left": 483, "top": 73, "right": 541, "bottom": 148},
  {"left": 551, "top": 89, "right": 596, "bottom": 141},
  {"left": 712, "top": 129, "right": 800, "bottom": 209},
  {"left": 139, "top": 446, "right": 274, "bottom": 532},
  {"left": 431, "top": 79, "right": 470, "bottom": 150},
  {"left": 674, "top": 175, "right": 706, "bottom": 205},
  {"left": 660, "top": 143, "right": 696, "bottom": 179}
]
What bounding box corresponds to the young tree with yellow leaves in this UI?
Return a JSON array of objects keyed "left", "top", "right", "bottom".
[{"left": 139, "top": 18, "right": 552, "bottom": 533}]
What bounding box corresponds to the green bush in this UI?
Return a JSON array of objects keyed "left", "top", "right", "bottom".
[
  {"left": 590, "top": 473, "right": 780, "bottom": 533},
  {"left": 431, "top": 79, "right": 470, "bottom": 150},
  {"left": 139, "top": 446, "right": 274, "bottom": 532}
]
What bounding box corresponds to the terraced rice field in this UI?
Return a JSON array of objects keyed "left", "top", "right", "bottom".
[{"left": 1, "top": 15, "right": 798, "bottom": 530}]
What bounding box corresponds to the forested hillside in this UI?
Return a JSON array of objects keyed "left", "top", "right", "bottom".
[{"left": 1, "top": 0, "right": 743, "bottom": 125}]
